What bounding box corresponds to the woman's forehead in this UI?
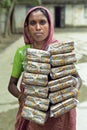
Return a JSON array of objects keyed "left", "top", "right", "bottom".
[{"left": 28, "top": 10, "right": 47, "bottom": 20}]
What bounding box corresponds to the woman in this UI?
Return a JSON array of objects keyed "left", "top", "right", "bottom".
[{"left": 8, "top": 6, "right": 82, "bottom": 130}]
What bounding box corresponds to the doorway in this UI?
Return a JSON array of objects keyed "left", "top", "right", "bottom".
[{"left": 55, "top": 6, "right": 65, "bottom": 28}]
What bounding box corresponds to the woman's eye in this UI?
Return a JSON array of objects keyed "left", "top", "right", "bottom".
[
  {"left": 29, "top": 20, "right": 36, "bottom": 26},
  {"left": 40, "top": 20, "right": 47, "bottom": 25}
]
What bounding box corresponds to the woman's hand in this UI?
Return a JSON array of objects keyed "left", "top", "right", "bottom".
[{"left": 18, "top": 93, "right": 27, "bottom": 107}]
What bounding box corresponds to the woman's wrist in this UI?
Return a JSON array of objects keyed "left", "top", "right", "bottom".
[
  {"left": 18, "top": 92, "right": 23, "bottom": 101},
  {"left": 17, "top": 92, "right": 27, "bottom": 106}
]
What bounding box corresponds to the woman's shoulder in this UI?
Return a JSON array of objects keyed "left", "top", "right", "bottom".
[
  {"left": 14, "top": 45, "right": 30, "bottom": 61},
  {"left": 15, "top": 45, "right": 30, "bottom": 54},
  {"left": 17, "top": 45, "right": 30, "bottom": 51},
  {"left": 14, "top": 45, "right": 30, "bottom": 59}
]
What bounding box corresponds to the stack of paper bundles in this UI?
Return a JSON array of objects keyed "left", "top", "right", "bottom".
[
  {"left": 22, "top": 48, "right": 51, "bottom": 125},
  {"left": 47, "top": 41, "right": 78, "bottom": 118}
]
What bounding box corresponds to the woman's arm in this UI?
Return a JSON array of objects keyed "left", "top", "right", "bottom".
[
  {"left": 8, "top": 76, "right": 27, "bottom": 105},
  {"left": 8, "top": 76, "right": 21, "bottom": 98}
]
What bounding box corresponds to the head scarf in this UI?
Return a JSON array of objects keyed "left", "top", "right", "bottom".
[{"left": 24, "top": 6, "right": 56, "bottom": 50}]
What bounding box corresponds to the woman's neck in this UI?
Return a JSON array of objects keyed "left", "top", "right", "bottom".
[{"left": 31, "top": 41, "right": 45, "bottom": 49}]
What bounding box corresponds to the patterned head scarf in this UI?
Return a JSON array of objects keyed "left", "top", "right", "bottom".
[{"left": 23, "top": 6, "right": 57, "bottom": 50}]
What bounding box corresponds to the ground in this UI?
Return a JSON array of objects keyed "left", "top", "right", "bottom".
[{"left": 0, "top": 108, "right": 17, "bottom": 130}]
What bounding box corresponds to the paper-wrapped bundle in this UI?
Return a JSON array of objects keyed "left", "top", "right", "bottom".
[
  {"left": 50, "top": 52, "right": 77, "bottom": 67},
  {"left": 50, "top": 64, "right": 77, "bottom": 79},
  {"left": 49, "top": 87, "right": 77, "bottom": 104},
  {"left": 47, "top": 41, "right": 74, "bottom": 55},
  {"left": 24, "top": 84, "right": 49, "bottom": 98},
  {"left": 50, "top": 98, "right": 78, "bottom": 118},
  {"left": 48, "top": 75, "right": 72, "bottom": 86},
  {"left": 22, "top": 106, "right": 47, "bottom": 125},
  {"left": 26, "top": 48, "right": 50, "bottom": 63},
  {"left": 23, "top": 72, "right": 48, "bottom": 86},
  {"left": 25, "top": 96, "right": 50, "bottom": 111},
  {"left": 49, "top": 91, "right": 74, "bottom": 104},
  {"left": 48, "top": 76, "right": 77, "bottom": 92},
  {"left": 24, "top": 61, "right": 51, "bottom": 75}
]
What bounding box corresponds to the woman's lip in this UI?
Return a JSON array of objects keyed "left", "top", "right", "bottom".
[{"left": 35, "top": 32, "right": 43, "bottom": 35}]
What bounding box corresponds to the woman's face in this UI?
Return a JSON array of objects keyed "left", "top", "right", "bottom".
[{"left": 28, "top": 10, "right": 49, "bottom": 43}]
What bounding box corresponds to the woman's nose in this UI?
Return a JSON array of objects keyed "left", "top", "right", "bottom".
[{"left": 36, "top": 23, "right": 41, "bottom": 30}]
